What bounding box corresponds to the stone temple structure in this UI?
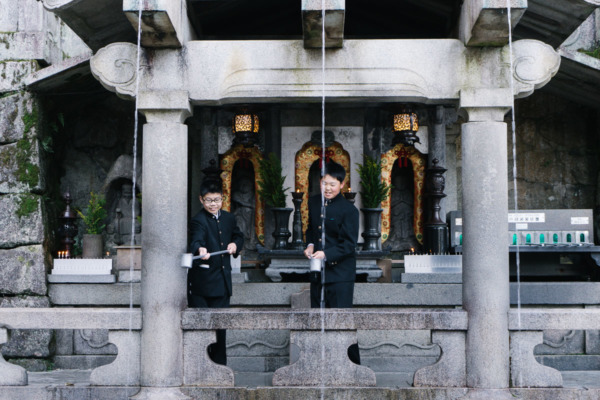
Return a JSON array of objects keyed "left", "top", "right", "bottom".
[{"left": 1, "top": 0, "right": 600, "bottom": 399}]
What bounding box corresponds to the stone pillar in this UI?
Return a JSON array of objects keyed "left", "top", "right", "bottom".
[
  {"left": 134, "top": 91, "right": 191, "bottom": 399},
  {"left": 460, "top": 89, "right": 511, "bottom": 392}
]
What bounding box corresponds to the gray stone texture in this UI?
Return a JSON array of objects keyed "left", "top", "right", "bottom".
[
  {"left": 0, "top": 61, "right": 39, "bottom": 92},
  {"left": 510, "top": 92, "right": 599, "bottom": 210},
  {"left": 182, "top": 309, "right": 468, "bottom": 331},
  {"left": 53, "top": 354, "right": 116, "bottom": 370},
  {"left": 510, "top": 331, "right": 563, "bottom": 388},
  {"left": 0, "top": 328, "right": 27, "bottom": 386},
  {"left": 138, "top": 116, "right": 190, "bottom": 387},
  {"left": 535, "top": 355, "right": 600, "bottom": 371},
  {"left": 0, "top": 296, "right": 51, "bottom": 362},
  {"left": 0, "top": 95, "right": 44, "bottom": 194},
  {"left": 413, "top": 331, "right": 466, "bottom": 387},
  {"left": 47, "top": 274, "right": 116, "bottom": 283},
  {"left": 0, "top": 307, "right": 142, "bottom": 330},
  {"left": 0, "top": 93, "right": 36, "bottom": 143},
  {"left": 73, "top": 329, "right": 117, "bottom": 355},
  {"left": 89, "top": 330, "right": 140, "bottom": 386},
  {"left": 0, "top": 245, "right": 46, "bottom": 295},
  {"left": 535, "top": 330, "right": 584, "bottom": 355},
  {"left": 227, "top": 330, "right": 289, "bottom": 357},
  {"left": 461, "top": 118, "right": 510, "bottom": 389},
  {"left": 0, "top": 196, "right": 44, "bottom": 247},
  {"left": 272, "top": 330, "right": 376, "bottom": 387},
  {"left": 183, "top": 331, "right": 234, "bottom": 387},
  {"left": 509, "top": 308, "right": 600, "bottom": 330}
]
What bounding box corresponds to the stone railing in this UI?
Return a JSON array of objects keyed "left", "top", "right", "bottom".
[
  {"left": 508, "top": 308, "right": 600, "bottom": 388},
  {"left": 3, "top": 307, "right": 600, "bottom": 389},
  {"left": 180, "top": 308, "right": 469, "bottom": 387},
  {"left": 0, "top": 308, "right": 142, "bottom": 386}
]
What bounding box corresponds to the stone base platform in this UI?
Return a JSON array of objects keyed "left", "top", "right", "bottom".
[{"left": 1, "top": 370, "right": 597, "bottom": 400}]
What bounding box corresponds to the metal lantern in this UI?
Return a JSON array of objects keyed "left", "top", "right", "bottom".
[
  {"left": 392, "top": 106, "right": 420, "bottom": 146},
  {"left": 232, "top": 110, "right": 259, "bottom": 147}
]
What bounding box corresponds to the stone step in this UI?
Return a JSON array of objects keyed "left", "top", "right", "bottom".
[{"left": 536, "top": 355, "right": 600, "bottom": 371}]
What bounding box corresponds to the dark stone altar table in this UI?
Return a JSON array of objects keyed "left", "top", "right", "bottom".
[{"left": 259, "top": 246, "right": 387, "bottom": 282}]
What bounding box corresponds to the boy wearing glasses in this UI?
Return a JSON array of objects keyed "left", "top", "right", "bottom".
[{"left": 188, "top": 179, "right": 244, "bottom": 365}]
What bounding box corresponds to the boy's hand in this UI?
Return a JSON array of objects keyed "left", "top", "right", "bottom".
[
  {"left": 227, "top": 243, "right": 237, "bottom": 254},
  {"left": 199, "top": 247, "right": 210, "bottom": 260},
  {"left": 304, "top": 244, "right": 314, "bottom": 259}
]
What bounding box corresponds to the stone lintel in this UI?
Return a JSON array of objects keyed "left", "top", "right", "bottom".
[
  {"left": 181, "top": 308, "right": 469, "bottom": 330},
  {"left": 509, "top": 308, "right": 600, "bottom": 330},
  {"left": 137, "top": 90, "right": 192, "bottom": 123},
  {"left": 459, "top": 0, "right": 527, "bottom": 47},
  {"left": 123, "top": 0, "right": 195, "bottom": 48},
  {"left": 301, "top": 0, "right": 345, "bottom": 48},
  {"left": 42, "top": 0, "right": 136, "bottom": 52},
  {"left": 0, "top": 308, "right": 142, "bottom": 330},
  {"left": 459, "top": 88, "right": 512, "bottom": 121}
]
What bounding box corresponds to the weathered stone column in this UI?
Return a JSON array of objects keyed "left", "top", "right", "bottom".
[
  {"left": 460, "top": 89, "right": 511, "bottom": 393},
  {"left": 134, "top": 90, "right": 191, "bottom": 399}
]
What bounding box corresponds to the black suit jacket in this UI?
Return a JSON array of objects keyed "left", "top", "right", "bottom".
[
  {"left": 306, "top": 193, "right": 359, "bottom": 283},
  {"left": 188, "top": 209, "right": 244, "bottom": 297}
]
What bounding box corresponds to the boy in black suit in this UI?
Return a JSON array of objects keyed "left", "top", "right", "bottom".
[
  {"left": 188, "top": 179, "right": 244, "bottom": 365},
  {"left": 303, "top": 161, "right": 361, "bottom": 364}
]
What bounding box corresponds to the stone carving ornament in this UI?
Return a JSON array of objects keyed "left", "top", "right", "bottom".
[
  {"left": 90, "top": 43, "right": 143, "bottom": 101},
  {"left": 510, "top": 39, "right": 561, "bottom": 99}
]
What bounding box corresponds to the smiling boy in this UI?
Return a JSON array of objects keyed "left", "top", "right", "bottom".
[
  {"left": 303, "top": 161, "right": 360, "bottom": 364},
  {"left": 188, "top": 179, "right": 244, "bottom": 365}
]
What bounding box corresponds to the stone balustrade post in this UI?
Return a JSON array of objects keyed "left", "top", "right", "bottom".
[
  {"left": 131, "top": 90, "right": 192, "bottom": 400},
  {"left": 0, "top": 328, "right": 27, "bottom": 386},
  {"left": 459, "top": 89, "right": 512, "bottom": 397}
]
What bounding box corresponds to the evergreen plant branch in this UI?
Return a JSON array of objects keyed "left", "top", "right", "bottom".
[
  {"left": 257, "top": 153, "right": 290, "bottom": 208},
  {"left": 356, "top": 155, "right": 392, "bottom": 208},
  {"left": 77, "top": 192, "right": 107, "bottom": 234}
]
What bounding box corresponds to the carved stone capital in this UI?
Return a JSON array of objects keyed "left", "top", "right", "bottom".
[
  {"left": 138, "top": 90, "right": 192, "bottom": 123},
  {"left": 91, "top": 43, "right": 144, "bottom": 101},
  {"left": 509, "top": 39, "right": 561, "bottom": 99},
  {"left": 459, "top": 88, "right": 512, "bottom": 122}
]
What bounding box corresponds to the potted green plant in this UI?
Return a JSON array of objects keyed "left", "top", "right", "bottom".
[
  {"left": 77, "top": 191, "right": 107, "bottom": 258},
  {"left": 257, "top": 153, "right": 292, "bottom": 250},
  {"left": 356, "top": 155, "right": 392, "bottom": 251}
]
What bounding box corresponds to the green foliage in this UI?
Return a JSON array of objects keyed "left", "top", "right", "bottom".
[
  {"left": 42, "top": 113, "right": 64, "bottom": 154},
  {"left": 15, "top": 138, "right": 39, "bottom": 187},
  {"left": 356, "top": 155, "right": 392, "bottom": 209},
  {"left": 77, "top": 192, "right": 107, "bottom": 234},
  {"left": 578, "top": 41, "right": 600, "bottom": 59},
  {"left": 16, "top": 194, "right": 38, "bottom": 218},
  {"left": 257, "top": 153, "right": 289, "bottom": 208},
  {"left": 22, "top": 106, "right": 38, "bottom": 135}
]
